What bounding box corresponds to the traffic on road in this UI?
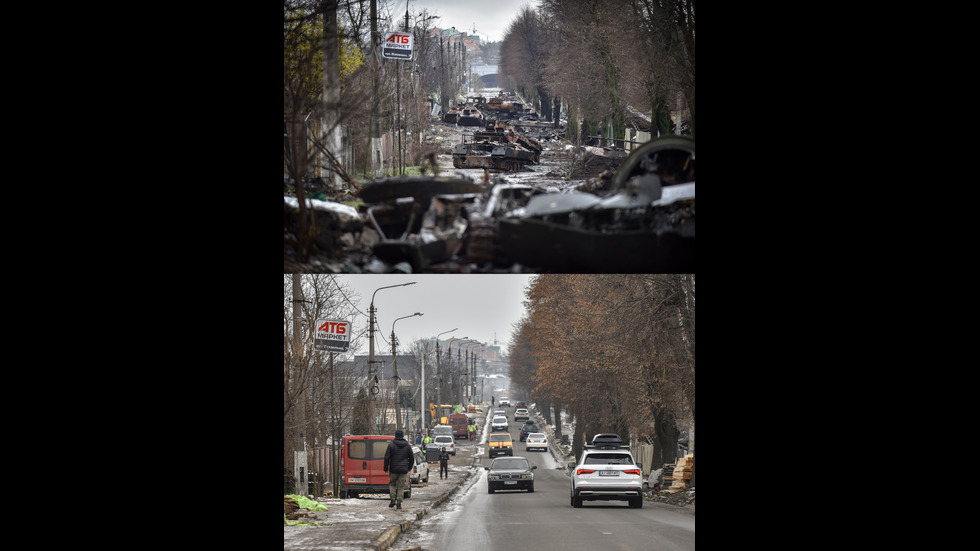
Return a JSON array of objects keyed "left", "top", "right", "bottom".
[{"left": 395, "top": 396, "right": 695, "bottom": 551}]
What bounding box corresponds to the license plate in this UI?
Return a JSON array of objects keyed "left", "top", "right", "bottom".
[
  {"left": 599, "top": 471, "right": 619, "bottom": 476},
  {"left": 504, "top": 481, "right": 517, "bottom": 485},
  {"left": 347, "top": 477, "right": 366, "bottom": 483}
]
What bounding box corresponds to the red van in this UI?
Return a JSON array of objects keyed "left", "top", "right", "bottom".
[
  {"left": 339, "top": 435, "right": 411, "bottom": 499},
  {"left": 449, "top": 413, "right": 470, "bottom": 439}
]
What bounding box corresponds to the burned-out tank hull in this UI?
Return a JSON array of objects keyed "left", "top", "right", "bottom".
[{"left": 452, "top": 142, "right": 536, "bottom": 172}]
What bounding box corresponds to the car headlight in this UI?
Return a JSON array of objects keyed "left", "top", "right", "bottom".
[{"left": 521, "top": 473, "right": 533, "bottom": 480}]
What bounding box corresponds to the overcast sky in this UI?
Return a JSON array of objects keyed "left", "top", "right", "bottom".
[
  {"left": 334, "top": 274, "right": 535, "bottom": 356},
  {"left": 390, "top": 0, "right": 539, "bottom": 43}
]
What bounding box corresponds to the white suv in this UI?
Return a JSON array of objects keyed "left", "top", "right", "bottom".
[
  {"left": 567, "top": 434, "right": 643, "bottom": 508},
  {"left": 433, "top": 435, "right": 456, "bottom": 456}
]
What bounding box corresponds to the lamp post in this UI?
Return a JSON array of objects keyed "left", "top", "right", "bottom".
[
  {"left": 391, "top": 312, "right": 423, "bottom": 431},
  {"left": 430, "top": 329, "right": 457, "bottom": 428},
  {"left": 369, "top": 282, "right": 416, "bottom": 430}
]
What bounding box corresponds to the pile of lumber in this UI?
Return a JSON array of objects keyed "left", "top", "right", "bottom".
[{"left": 662, "top": 454, "right": 694, "bottom": 493}]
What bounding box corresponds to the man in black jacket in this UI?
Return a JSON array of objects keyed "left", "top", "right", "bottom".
[{"left": 383, "top": 429, "right": 415, "bottom": 509}]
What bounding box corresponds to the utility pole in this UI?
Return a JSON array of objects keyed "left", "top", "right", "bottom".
[
  {"left": 291, "top": 275, "right": 307, "bottom": 495},
  {"left": 368, "top": 0, "right": 381, "bottom": 175}
]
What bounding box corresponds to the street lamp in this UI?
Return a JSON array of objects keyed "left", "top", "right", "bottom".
[
  {"left": 391, "top": 312, "right": 423, "bottom": 431},
  {"left": 461, "top": 341, "right": 483, "bottom": 403},
  {"left": 369, "top": 282, "right": 416, "bottom": 430}
]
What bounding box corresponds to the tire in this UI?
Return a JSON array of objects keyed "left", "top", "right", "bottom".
[
  {"left": 528, "top": 483, "right": 534, "bottom": 493},
  {"left": 488, "top": 485, "right": 495, "bottom": 494},
  {"left": 571, "top": 491, "right": 582, "bottom": 508},
  {"left": 629, "top": 497, "right": 643, "bottom": 508},
  {"left": 404, "top": 489, "right": 411, "bottom": 499}
]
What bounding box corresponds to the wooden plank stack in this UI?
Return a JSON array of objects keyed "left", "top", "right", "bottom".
[{"left": 662, "top": 453, "right": 694, "bottom": 493}]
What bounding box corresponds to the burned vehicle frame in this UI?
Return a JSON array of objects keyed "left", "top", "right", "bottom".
[
  {"left": 358, "top": 176, "right": 484, "bottom": 271},
  {"left": 489, "top": 135, "right": 695, "bottom": 272},
  {"left": 452, "top": 121, "right": 543, "bottom": 173}
]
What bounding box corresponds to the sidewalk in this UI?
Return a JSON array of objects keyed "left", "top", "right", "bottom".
[{"left": 285, "top": 437, "right": 482, "bottom": 551}]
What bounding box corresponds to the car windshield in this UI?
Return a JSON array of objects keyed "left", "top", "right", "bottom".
[
  {"left": 493, "top": 417, "right": 506, "bottom": 422},
  {"left": 583, "top": 453, "right": 634, "bottom": 465},
  {"left": 490, "top": 434, "right": 511, "bottom": 442},
  {"left": 528, "top": 434, "right": 544, "bottom": 440},
  {"left": 492, "top": 459, "right": 529, "bottom": 470}
]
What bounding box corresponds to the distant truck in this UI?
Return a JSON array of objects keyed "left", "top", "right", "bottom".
[{"left": 449, "top": 413, "right": 470, "bottom": 439}]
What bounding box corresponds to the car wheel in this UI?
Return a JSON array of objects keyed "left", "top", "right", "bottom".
[
  {"left": 571, "top": 491, "right": 582, "bottom": 508},
  {"left": 488, "top": 485, "right": 495, "bottom": 494},
  {"left": 528, "top": 483, "right": 534, "bottom": 493},
  {"left": 629, "top": 496, "right": 642, "bottom": 508},
  {"left": 404, "top": 489, "right": 411, "bottom": 499}
]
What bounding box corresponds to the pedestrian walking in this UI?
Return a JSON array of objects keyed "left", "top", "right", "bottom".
[
  {"left": 383, "top": 429, "right": 415, "bottom": 510},
  {"left": 438, "top": 447, "right": 450, "bottom": 479},
  {"left": 422, "top": 433, "right": 432, "bottom": 451}
]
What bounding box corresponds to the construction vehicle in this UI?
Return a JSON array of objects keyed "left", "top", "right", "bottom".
[{"left": 429, "top": 403, "right": 456, "bottom": 425}]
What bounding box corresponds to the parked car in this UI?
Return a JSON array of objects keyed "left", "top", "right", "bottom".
[
  {"left": 410, "top": 446, "right": 430, "bottom": 484},
  {"left": 515, "top": 400, "right": 528, "bottom": 409},
  {"left": 499, "top": 397, "right": 511, "bottom": 407},
  {"left": 485, "top": 456, "right": 537, "bottom": 493},
  {"left": 524, "top": 432, "right": 548, "bottom": 452},
  {"left": 433, "top": 435, "right": 456, "bottom": 456},
  {"left": 567, "top": 433, "right": 643, "bottom": 508},
  {"left": 519, "top": 420, "right": 539, "bottom": 441},
  {"left": 491, "top": 415, "right": 508, "bottom": 432},
  {"left": 514, "top": 407, "right": 530, "bottom": 421},
  {"left": 488, "top": 432, "right": 514, "bottom": 458}
]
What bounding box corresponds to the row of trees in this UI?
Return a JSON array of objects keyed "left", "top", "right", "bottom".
[
  {"left": 499, "top": 0, "right": 694, "bottom": 140},
  {"left": 509, "top": 274, "right": 694, "bottom": 467}
]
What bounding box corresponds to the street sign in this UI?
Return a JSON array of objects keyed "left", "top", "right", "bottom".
[
  {"left": 382, "top": 31, "right": 413, "bottom": 60},
  {"left": 314, "top": 318, "right": 351, "bottom": 352}
]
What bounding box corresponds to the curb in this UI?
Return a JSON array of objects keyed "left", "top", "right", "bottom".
[{"left": 366, "top": 436, "right": 483, "bottom": 551}]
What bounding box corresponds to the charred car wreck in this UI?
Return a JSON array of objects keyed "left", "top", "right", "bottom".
[{"left": 351, "top": 135, "right": 693, "bottom": 273}]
